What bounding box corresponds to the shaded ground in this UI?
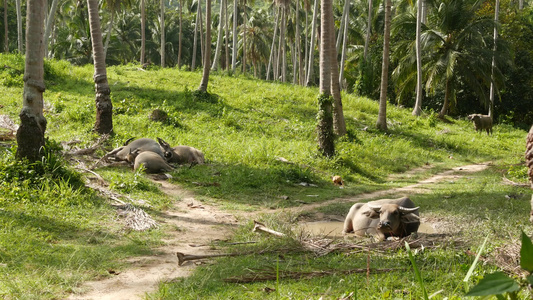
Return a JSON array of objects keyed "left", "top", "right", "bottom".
[{"left": 67, "top": 162, "right": 490, "bottom": 300}]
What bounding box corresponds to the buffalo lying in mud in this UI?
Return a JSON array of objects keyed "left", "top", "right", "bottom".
[{"left": 343, "top": 197, "right": 420, "bottom": 240}]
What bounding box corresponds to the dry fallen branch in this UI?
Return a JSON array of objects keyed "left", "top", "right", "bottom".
[
  {"left": 224, "top": 267, "right": 404, "bottom": 283},
  {"left": 253, "top": 221, "right": 286, "bottom": 237},
  {"left": 502, "top": 176, "right": 529, "bottom": 188}
]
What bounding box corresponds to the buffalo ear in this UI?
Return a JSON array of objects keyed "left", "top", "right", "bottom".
[
  {"left": 400, "top": 213, "right": 420, "bottom": 224},
  {"left": 363, "top": 209, "right": 380, "bottom": 219},
  {"left": 157, "top": 137, "right": 171, "bottom": 149}
]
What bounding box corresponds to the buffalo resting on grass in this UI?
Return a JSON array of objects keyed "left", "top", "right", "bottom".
[
  {"left": 105, "top": 137, "right": 205, "bottom": 173},
  {"left": 343, "top": 197, "right": 420, "bottom": 240}
]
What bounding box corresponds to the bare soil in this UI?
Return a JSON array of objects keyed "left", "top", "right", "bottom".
[{"left": 67, "top": 163, "right": 490, "bottom": 300}]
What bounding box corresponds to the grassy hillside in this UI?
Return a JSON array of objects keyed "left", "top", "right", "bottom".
[{"left": 0, "top": 54, "right": 531, "bottom": 299}]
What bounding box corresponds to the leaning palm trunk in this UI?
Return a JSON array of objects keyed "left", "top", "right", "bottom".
[
  {"left": 293, "top": 0, "right": 300, "bottom": 85},
  {"left": 88, "top": 0, "right": 113, "bottom": 134},
  {"left": 211, "top": 0, "right": 225, "bottom": 70},
  {"left": 266, "top": 7, "right": 280, "bottom": 80},
  {"left": 16, "top": 0, "right": 47, "bottom": 162},
  {"left": 412, "top": 0, "right": 423, "bottom": 116},
  {"left": 306, "top": 0, "right": 318, "bottom": 86},
  {"left": 43, "top": 0, "right": 60, "bottom": 58},
  {"left": 198, "top": 0, "right": 212, "bottom": 92},
  {"left": 103, "top": 10, "right": 114, "bottom": 58},
  {"left": 317, "top": 0, "right": 335, "bottom": 157},
  {"left": 376, "top": 0, "right": 391, "bottom": 131},
  {"left": 338, "top": 2, "right": 349, "bottom": 89}
]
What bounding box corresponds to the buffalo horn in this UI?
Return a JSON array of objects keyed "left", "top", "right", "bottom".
[{"left": 398, "top": 206, "right": 419, "bottom": 213}]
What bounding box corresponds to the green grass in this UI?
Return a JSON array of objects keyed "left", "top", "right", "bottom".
[{"left": 0, "top": 53, "right": 531, "bottom": 299}]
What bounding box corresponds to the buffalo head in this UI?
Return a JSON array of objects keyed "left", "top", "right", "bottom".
[{"left": 365, "top": 203, "right": 420, "bottom": 237}]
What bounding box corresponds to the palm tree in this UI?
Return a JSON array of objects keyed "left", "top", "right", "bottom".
[
  {"left": 17, "top": 0, "right": 47, "bottom": 161},
  {"left": 305, "top": 0, "right": 318, "bottom": 86},
  {"left": 198, "top": 0, "right": 212, "bottom": 91},
  {"left": 266, "top": 6, "right": 280, "bottom": 80},
  {"left": 16, "top": 0, "right": 22, "bottom": 52},
  {"left": 422, "top": 0, "right": 501, "bottom": 118},
  {"left": 232, "top": 0, "right": 238, "bottom": 72},
  {"left": 317, "top": 0, "right": 335, "bottom": 157},
  {"left": 211, "top": 0, "right": 225, "bottom": 70},
  {"left": 140, "top": 0, "right": 146, "bottom": 64},
  {"left": 376, "top": 0, "right": 391, "bottom": 130},
  {"left": 88, "top": 0, "right": 113, "bottom": 134},
  {"left": 44, "top": 0, "right": 61, "bottom": 58},
  {"left": 3, "top": 0, "right": 7, "bottom": 53},
  {"left": 412, "top": 0, "right": 423, "bottom": 116},
  {"left": 160, "top": 0, "right": 166, "bottom": 67}
]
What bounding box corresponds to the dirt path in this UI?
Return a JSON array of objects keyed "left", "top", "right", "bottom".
[{"left": 67, "top": 162, "right": 490, "bottom": 300}]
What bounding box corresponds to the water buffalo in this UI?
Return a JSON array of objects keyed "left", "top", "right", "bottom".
[
  {"left": 467, "top": 114, "right": 493, "bottom": 135},
  {"left": 343, "top": 197, "right": 420, "bottom": 240},
  {"left": 109, "top": 138, "right": 165, "bottom": 161},
  {"left": 157, "top": 138, "right": 205, "bottom": 165},
  {"left": 127, "top": 149, "right": 174, "bottom": 173}
]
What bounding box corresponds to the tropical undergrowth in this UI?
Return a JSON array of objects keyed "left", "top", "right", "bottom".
[{"left": 0, "top": 54, "right": 530, "bottom": 298}]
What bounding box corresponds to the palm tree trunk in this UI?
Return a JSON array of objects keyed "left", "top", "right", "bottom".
[
  {"left": 192, "top": 5, "right": 200, "bottom": 70},
  {"left": 303, "top": 0, "right": 309, "bottom": 83},
  {"left": 140, "top": 0, "right": 146, "bottom": 64},
  {"left": 439, "top": 79, "right": 451, "bottom": 118},
  {"left": 178, "top": 0, "right": 183, "bottom": 68},
  {"left": 88, "top": 0, "right": 113, "bottom": 134},
  {"left": 198, "top": 0, "right": 212, "bottom": 92},
  {"left": 103, "top": 10, "right": 114, "bottom": 58},
  {"left": 279, "top": 6, "right": 287, "bottom": 82},
  {"left": 160, "top": 0, "right": 166, "bottom": 67},
  {"left": 338, "top": 2, "right": 349, "bottom": 89},
  {"left": 329, "top": 9, "right": 346, "bottom": 136},
  {"left": 376, "top": 0, "right": 391, "bottom": 131},
  {"left": 17, "top": 0, "right": 47, "bottom": 162},
  {"left": 293, "top": 0, "right": 300, "bottom": 85},
  {"left": 317, "top": 0, "right": 334, "bottom": 157},
  {"left": 199, "top": 0, "right": 204, "bottom": 65},
  {"left": 489, "top": 0, "right": 499, "bottom": 118},
  {"left": 3, "top": 0, "right": 7, "bottom": 53},
  {"left": 211, "top": 0, "right": 224, "bottom": 70},
  {"left": 266, "top": 6, "right": 280, "bottom": 80},
  {"left": 335, "top": 0, "right": 348, "bottom": 53},
  {"left": 44, "top": 0, "right": 60, "bottom": 59},
  {"left": 364, "top": 0, "right": 372, "bottom": 60},
  {"left": 242, "top": 0, "right": 247, "bottom": 74},
  {"left": 16, "top": 0, "right": 22, "bottom": 52},
  {"left": 306, "top": 0, "right": 318, "bottom": 86},
  {"left": 224, "top": 0, "right": 230, "bottom": 72},
  {"left": 232, "top": 0, "right": 237, "bottom": 72},
  {"left": 412, "top": 0, "right": 423, "bottom": 116}
]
